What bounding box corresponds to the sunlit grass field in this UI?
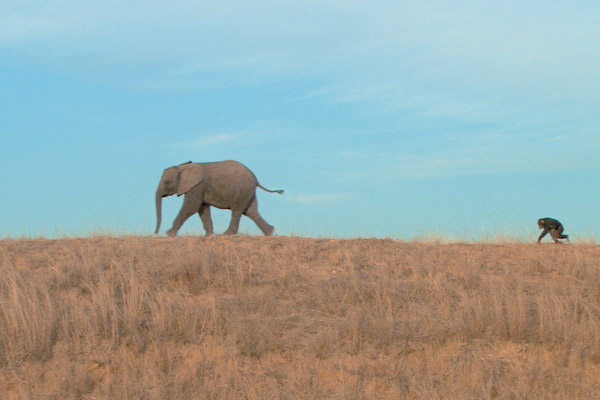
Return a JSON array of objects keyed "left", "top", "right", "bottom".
[{"left": 1, "top": 235, "right": 599, "bottom": 399}]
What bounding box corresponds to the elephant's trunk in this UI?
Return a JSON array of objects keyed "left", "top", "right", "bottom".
[{"left": 155, "top": 190, "right": 163, "bottom": 234}]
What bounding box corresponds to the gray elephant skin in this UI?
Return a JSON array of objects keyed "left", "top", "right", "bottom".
[{"left": 155, "top": 160, "right": 284, "bottom": 237}]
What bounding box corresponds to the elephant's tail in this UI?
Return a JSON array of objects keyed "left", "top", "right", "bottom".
[{"left": 257, "top": 183, "right": 284, "bottom": 194}]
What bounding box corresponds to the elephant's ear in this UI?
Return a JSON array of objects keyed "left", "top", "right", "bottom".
[{"left": 177, "top": 164, "right": 203, "bottom": 196}]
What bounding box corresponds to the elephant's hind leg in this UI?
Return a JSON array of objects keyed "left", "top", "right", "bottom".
[
  {"left": 244, "top": 197, "right": 275, "bottom": 236},
  {"left": 223, "top": 210, "right": 243, "bottom": 235}
]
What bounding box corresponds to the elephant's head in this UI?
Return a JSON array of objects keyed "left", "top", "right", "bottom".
[{"left": 155, "top": 162, "right": 204, "bottom": 234}]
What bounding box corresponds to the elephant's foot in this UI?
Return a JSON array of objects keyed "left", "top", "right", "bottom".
[
  {"left": 264, "top": 225, "right": 275, "bottom": 236},
  {"left": 166, "top": 229, "right": 178, "bottom": 238},
  {"left": 204, "top": 232, "right": 215, "bottom": 237},
  {"left": 223, "top": 230, "right": 238, "bottom": 236}
]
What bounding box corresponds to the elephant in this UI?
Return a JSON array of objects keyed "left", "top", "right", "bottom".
[{"left": 155, "top": 160, "right": 284, "bottom": 237}]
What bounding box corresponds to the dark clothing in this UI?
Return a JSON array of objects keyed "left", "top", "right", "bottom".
[
  {"left": 539, "top": 218, "right": 562, "bottom": 231},
  {"left": 538, "top": 218, "right": 569, "bottom": 243}
]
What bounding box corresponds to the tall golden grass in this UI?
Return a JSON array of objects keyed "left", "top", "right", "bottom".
[{"left": 1, "top": 236, "right": 599, "bottom": 399}]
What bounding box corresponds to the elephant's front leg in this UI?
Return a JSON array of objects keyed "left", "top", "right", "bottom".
[
  {"left": 198, "top": 204, "right": 214, "bottom": 236},
  {"left": 167, "top": 193, "right": 203, "bottom": 237}
]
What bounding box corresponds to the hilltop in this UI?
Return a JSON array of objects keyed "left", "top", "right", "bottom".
[{"left": 1, "top": 236, "right": 599, "bottom": 399}]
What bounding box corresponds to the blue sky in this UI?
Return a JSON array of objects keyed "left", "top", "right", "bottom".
[{"left": 1, "top": 1, "right": 599, "bottom": 240}]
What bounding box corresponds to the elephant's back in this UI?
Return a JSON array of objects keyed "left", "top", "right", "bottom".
[{"left": 206, "top": 160, "right": 258, "bottom": 186}]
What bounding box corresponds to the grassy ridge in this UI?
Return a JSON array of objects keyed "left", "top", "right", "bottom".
[{"left": 1, "top": 236, "right": 599, "bottom": 399}]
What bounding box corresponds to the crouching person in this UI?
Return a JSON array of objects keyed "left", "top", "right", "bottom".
[{"left": 537, "top": 217, "right": 569, "bottom": 244}]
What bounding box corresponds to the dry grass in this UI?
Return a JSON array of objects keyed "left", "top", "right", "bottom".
[{"left": 1, "top": 236, "right": 599, "bottom": 399}]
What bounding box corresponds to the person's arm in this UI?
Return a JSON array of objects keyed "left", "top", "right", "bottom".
[{"left": 537, "top": 228, "right": 549, "bottom": 243}]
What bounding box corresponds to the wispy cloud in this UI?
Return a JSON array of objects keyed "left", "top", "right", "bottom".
[
  {"left": 328, "top": 128, "right": 600, "bottom": 183},
  {"left": 0, "top": 15, "right": 71, "bottom": 43},
  {"left": 3, "top": 1, "right": 599, "bottom": 171},
  {"left": 171, "top": 134, "right": 236, "bottom": 152},
  {"left": 287, "top": 193, "right": 349, "bottom": 205},
  {"left": 193, "top": 134, "right": 236, "bottom": 147},
  {"left": 3, "top": 2, "right": 599, "bottom": 110}
]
